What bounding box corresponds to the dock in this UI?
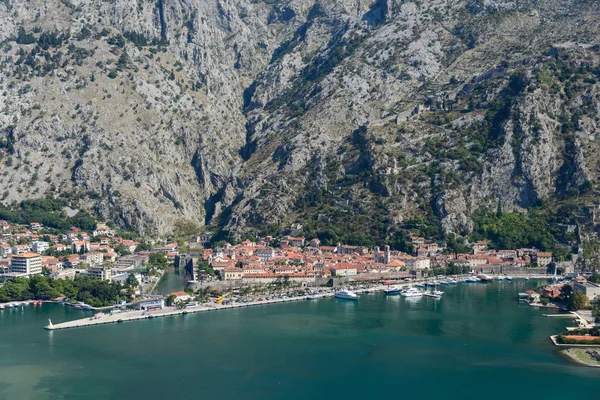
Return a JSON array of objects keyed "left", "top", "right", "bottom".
[
  {"left": 44, "top": 288, "right": 379, "bottom": 331},
  {"left": 44, "top": 296, "right": 317, "bottom": 330}
]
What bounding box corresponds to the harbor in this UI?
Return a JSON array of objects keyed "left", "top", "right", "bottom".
[
  {"left": 2, "top": 277, "right": 597, "bottom": 400},
  {"left": 42, "top": 276, "right": 551, "bottom": 331}
]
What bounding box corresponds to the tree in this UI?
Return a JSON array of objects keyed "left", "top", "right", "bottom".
[
  {"left": 148, "top": 253, "right": 168, "bottom": 269},
  {"left": 135, "top": 242, "right": 152, "bottom": 252},
  {"left": 559, "top": 284, "right": 573, "bottom": 301},
  {"left": 589, "top": 272, "right": 600, "bottom": 284},
  {"left": 166, "top": 294, "right": 177, "bottom": 306},
  {"left": 115, "top": 243, "right": 130, "bottom": 256},
  {"left": 197, "top": 260, "right": 215, "bottom": 277},
  {"left": 568, "top": 291, "right": 589, "bottom": 311},
  {"left": 125, "top": 273, "right": 139, "bottom": 288},
  {"left": 592, "top": 306, "right": 600, "bottom": 322},
  {"left": 29, "top": 275, "right": 59, "bottom": 299}
]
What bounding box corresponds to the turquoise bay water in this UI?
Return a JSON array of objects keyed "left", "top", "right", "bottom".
[{"left": 1, "top": 280, "right": 599, "bottom": 399}]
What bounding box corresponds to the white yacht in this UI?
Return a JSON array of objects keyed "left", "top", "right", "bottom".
[
  {"left": 401, "top": 287, "right": 423, "bottom": 298},
  {"left": 334, "top": 290, "right": 359, "bottom": 300},
  {"left": 384, "top": 286, "right": 402, "bottom": 295}
]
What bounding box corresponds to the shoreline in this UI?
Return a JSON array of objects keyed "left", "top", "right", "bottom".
[
  {"left": 42, "top": 276, "right": 551, "bottom": 330},
  {"left": 44, "top": 284, "right": 393, "bottom": 330},
  {"left": 559, "top": 348, "right": 600, "bottom": 368}
]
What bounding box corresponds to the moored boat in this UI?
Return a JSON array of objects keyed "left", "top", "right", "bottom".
[
  {"left": 334, "top": 290, "right": 359, "bottom": 300},
  {"left": 384, "top": 286, "right": 402, "bottom": 295},
  {"left": 401, "top": 287, "right": 423, "bottom": 298}
]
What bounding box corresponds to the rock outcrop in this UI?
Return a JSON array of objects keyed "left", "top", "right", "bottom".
[{"left": 0, "top": 0, "right": 598, "bottom": 238}]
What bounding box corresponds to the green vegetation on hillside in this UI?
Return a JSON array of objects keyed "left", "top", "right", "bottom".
[
  {"left": 0, "top": 276, "right": 127, "bottom": 307},
  {"left": 0, "top": 198, "right": 97, "bottom": 231}
]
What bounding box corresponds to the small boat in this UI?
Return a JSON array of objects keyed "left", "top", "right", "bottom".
[
  {"left": 0, "top": 305, "right": 4, "bottom": 310},
  {"left": 423, "top": 292, "right": 442, "bottom": 299},
  {"left": 306, "top": 294, "right": 320, "bottom": 300},
  {"left": 496, "top": 276, "right": 505, "bottom": 281},
  {"left": 5, "top": 303, "right": 14, "bottom": 308},
  {"left": 415, "top": 283, "right": 425, "bottom": 288},
  {"left": 477, "top": 275, "right": 492, "bottom": 282},
  {"left": 505, "top": 276, "right": 513, "bottom": 281},
  {"left": 447, "top": 278, "right": 458, "bottom": 284},
  {"left": 117, "top": 319, "right": 123, "bottom": 323},
  {"left": 525, "top": 277, "right": 530, "bottom": 281},
  {"left": 334, "top": 290, "right": 359, "bottom": 300},
  {"left": 384, "top": 286, "right": 402, "bottom": 295},
  {"left": 401, "top": 288, "right": 423, "bottom": 298}
]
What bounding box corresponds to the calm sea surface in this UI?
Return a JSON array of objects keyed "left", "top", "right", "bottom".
[{"left": 1, "top": 280, "right": 599, "bottom": 400}]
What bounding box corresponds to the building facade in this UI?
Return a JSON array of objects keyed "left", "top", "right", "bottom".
[{"left": 10, "top": 252, "right": 43, "bottom": 276}]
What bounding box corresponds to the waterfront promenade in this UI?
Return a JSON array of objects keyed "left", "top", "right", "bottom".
[
  {"left": 44, "top": 291, "right": 339, "bottom": 330},
  {"left": 43, "top": 276, "right": 551, "bottom": 331}
]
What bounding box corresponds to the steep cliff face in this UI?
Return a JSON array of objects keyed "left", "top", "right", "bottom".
[
  {"left": 0, "top": 0, "right": 298, "bottom": 235},
  {"left": 231, "top": 0, "right": 600, "bottom": 239},
  {"left": 0, "top": 0, "right": 599, "bottom": 239}
]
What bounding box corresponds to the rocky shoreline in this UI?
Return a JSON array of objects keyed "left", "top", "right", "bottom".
[{"left": 560, "top": 348, "right": 600, "bottom": 368}]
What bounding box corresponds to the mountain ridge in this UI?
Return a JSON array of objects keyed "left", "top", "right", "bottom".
[{"left": 0, "top": 0, "right": 599, "bottom": 247}]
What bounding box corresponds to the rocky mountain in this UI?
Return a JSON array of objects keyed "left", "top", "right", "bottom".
[{"left": 0, "top": 0, "right": 599, "bottom": 243}]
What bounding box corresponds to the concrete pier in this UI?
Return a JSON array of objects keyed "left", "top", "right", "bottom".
[{"left": 44, "top": 294, "right": 335, "bottom": 330}]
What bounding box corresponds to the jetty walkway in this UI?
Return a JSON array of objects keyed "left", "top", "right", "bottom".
[{"left": 44, "top": 285, "right": 395, "bottom": 330}]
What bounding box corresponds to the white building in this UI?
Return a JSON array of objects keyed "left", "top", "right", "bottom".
[
  {"left": 32, "top": 241, "right": 49, "bottom": 253},
  {"left": 86, "top": 266, "right": 113, "bottom": 281},
  {"left": 573, "top": 281, "right": 600, "bottom": 301},
  {"left": 255, "top": 247, "right": 276, "bottom": 262},
  {"left": 330, "top": 263, "right": 358, "bottom": 276},
  {"left": 0, "top": 243, "right": 12, "bottom": 257},
  {"left": 71, "top": 241, "right": 91, "bottom": 253},
  {"left": 406, "top": 257, "right": 431, "bottom": 270},
  {"left": 10, "top": 252, "right": 43, "bottom": 276}
]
